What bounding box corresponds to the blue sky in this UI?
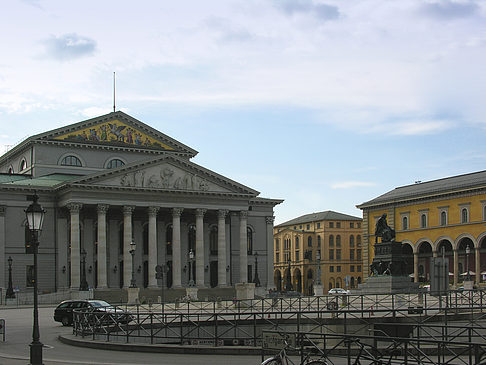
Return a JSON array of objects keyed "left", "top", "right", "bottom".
[{"left": 1, "top": 0, "right": 486, "bottom": 224}]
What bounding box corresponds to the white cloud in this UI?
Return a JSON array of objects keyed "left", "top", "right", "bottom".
[
  {"left": 331, "top": 181, "right": 377, "bottom": 189},
  {"left": 43, "top": 33, "right": 96, "bottom": 61}
]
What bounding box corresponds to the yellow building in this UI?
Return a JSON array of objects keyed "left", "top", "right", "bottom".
[
  {"left": 357, "top": 170, "right": 486, "bottom": 287},
  {"left": 273, "top": 211, "right": 363, "bottom": 295}
]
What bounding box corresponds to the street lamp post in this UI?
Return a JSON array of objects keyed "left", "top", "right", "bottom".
[
  {"left": 129, "top": 240, "right": 137, "bottom": 288},
  {"left": 6, "top": 256, "right": 15, "bottom": 299},
  {"left": 25, "top": 193, "right": 45, "bottom": 365},
  {"left": 285, "top": 257, "right": 293, "bottom": 292},
  {"left": 188, "top": 249, "right": 195, "bottom": 287},
  {"left": 79, "top": 249, "right": 88, "bottom": 291},
  {"left": 465, "top": 245, "right": 471, "bottom": 282},
  {"left": 254, "top": 252, "right": 261, "bottom": 287},
  {"left": 316, "top": 250, "right": 322, "bottom": 286}
]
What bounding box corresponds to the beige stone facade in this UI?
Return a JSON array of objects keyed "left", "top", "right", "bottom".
[{"left": 273, "top": 211, "right": 363, "bottom": 295}]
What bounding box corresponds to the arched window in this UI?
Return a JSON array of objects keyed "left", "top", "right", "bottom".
[
  {"left": 166, "top": 224, "right": 173, "bottom": 255},
  {"left": 210, "top": 226, "right": 218, "bottom": 254},
  {"left": 461, "top": 208, "right": 468, "bottom": 223},
  {"left": 350, "top": 235, "right": 355, "bottom": 248},
  {"left": 336, "top": 235, "right": 341, "bottom": 247},
  {"left": 420, "top": 214, "right": 427, "bottom": 228},
  {"left": 61, "top": 155, "right": 82, "bottom": 167},
  {"left": 307, "top": 236, "right": 312, "bottom": 247},
  {"left": 329, "top": 235, "right": 334, "bottom": 247},
  {"left": 106, "top": 158, "right": 125, "bottom": 169},
  {"left": 317, "top": 236, "right": 321, "bottom": 248},
  {"left": 19, "top": 159, "right": 27, "bottom": 171},
  {"left": 247, "top": 227, "right": 253, "bottom": 255},
  {"left": 275, "top": 238, "right": 280, "bottom": 252},
  {"left": 7, "top": 166, "right": 13, "bottom": 174},
  {"left": 440, "top": 211, "right": 447, "bottom": 226},
  {"left": 402, "top": 217, "right": 408, "bottom": 230}
]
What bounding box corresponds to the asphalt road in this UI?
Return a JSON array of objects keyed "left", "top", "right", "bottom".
[{"left": 0, "top": 306, "right": 264, "bottom": 365}]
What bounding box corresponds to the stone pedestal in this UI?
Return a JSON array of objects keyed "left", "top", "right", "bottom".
[
  {"left": 186, "top": 287, "right": 198, "bottom": 301},
  {"left": 464, "top": 280, "right": 474, "bottom": 291},
  {"left": 235, "top": 282, "right": 255, "bottom": 300},
  {"left": 358, "top": 276, "right": 420, "bottom": 294},
  {"left": 127, "top": 287, "right": 140, "bottom": 305},
  {"left": 313, "top": 284, "right": 324, "bottom": 296}
]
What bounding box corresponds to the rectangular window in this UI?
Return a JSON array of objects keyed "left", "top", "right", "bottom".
[
  {"left": 276, "top": 253, "right": 279, "bottom": 263},
  {"left": 317, "top": 223, "right": 321, "bottom": 228},
  {"left": 350, "top": 250, "right": 355, "bottom": 260},
  {"left": 357, "top": 265, "right": 361, "bottom": 272},
  {"left": 350, "top": 222, "right": 354, "bottom": 228},
  {"left": 26, "top": 265, "right": 34, "bottom": 287},
  {"left": 350, "top": 265, "right": 355, "bottom": 272},
  {"left": 336, "top": 222, "right": 341, "bottom": 228},
  {"left": 329, "top": 249, "right": 334, "bottom": 260},
  {"left": 337, "top": 266, "right": 341, "bottom": 272},
  {"left": 295, "top": 251, "right": 300, "bottom": 261},
  {"left": 357, "top": 223, "right": 361, "bottom": 228},
  {"left": 336, "top": 249, "right": 341, "bottom": 260},
  {"left": 357, "top": 249, "right": 362, "bottom": 260},
  {"left": 329, "top": 222, "right": 334, "bottom": 228},
  {"left": 306, "top": 224, "right": 310, "bottom": 230},
  {"left": 330, "top": 266, "right": 334, "bottom": 272}
]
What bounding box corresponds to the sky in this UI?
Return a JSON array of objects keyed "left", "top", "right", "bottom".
[{"left": 1, "top": 0, "right": 486, "bottom": 225}]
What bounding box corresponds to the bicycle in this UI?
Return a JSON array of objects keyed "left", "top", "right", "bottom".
[{"left": 261, "top": 335, "right": 328, "bottom": 365}]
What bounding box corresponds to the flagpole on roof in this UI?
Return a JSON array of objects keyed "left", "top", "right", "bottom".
[{"left": 113, "top": 71, "right": 116, "bottom": 112}]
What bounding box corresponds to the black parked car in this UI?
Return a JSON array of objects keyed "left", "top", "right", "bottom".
[{"left": 54, "top": 299, "right": 132, "bottom": 326}]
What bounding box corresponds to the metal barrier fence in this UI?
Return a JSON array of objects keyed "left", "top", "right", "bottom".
[{"left": 73, "top": 290, "right": 486, "bottom": 356}]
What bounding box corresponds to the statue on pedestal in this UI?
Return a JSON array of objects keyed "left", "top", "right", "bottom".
[{"left": 375, "top": 213, "right": 395, "bottom": 243}]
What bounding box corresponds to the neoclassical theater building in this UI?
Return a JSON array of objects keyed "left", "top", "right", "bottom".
[
  {"left": 0, "top": 111, "right": 281, "bottom": 299},
  {"left": 357, "top": 170, "right": 486, "bottom": 288}
]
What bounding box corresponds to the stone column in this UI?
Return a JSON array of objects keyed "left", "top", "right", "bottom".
[
  {"left": 475, "top": 247, "right": 480, "bottom": 284},
  {"left": 96, "top": 204, "right": 109, "bottom": 289},
  {"left": 432, "top": 250, "right": 438, "bottom": 258},
  {"left": 148, "top": 207, "right": 159, "bottom": 288},
  {"left": 413, "top": 252, "right": 419, "bottom": 283},
  {"left": 195, "top": 209, "right": 206, "bottom": 287},
  {"left": 218, "top": 209, "right": 229, "bottom": 287},
  {"left": 239, "top": 211, "right": 248, "bottom": 283},
  {"left": 453, "top": 249, "right": 459, "bottom": 287},
  {"left": 172, "top": 208, "right": 183, "bottom": 288},
  {"left": 266, "top": 216, "right": 275, "bottom": 289},
  {"left": 123, "top": 206, "right": 135, "bottom": 288},
  {"left": 68, "top": 203, "right": 82, "bottom": 290}
]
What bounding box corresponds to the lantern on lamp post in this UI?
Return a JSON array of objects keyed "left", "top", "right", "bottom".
[
  {"left": 25, "top": 193, "right": 45, "bottom": 365},
  {"left": 188, "top": 249, "right": 195, "bottom": 287}
]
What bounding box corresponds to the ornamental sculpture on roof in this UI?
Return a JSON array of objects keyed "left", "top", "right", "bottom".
[{"left": 120, "top": 167, "right": 210, "bottom": 191}]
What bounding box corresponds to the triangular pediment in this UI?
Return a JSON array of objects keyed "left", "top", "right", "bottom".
[
  {"left": 35, "top": 111, "right": 197, "bottom": 156},
  {"left": 67, "top": 155, "right": 259, "bottom": 196}
]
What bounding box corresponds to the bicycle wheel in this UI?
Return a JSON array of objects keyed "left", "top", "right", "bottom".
[{"left": 261, "top": 357, "right": 281, "bottom": 365}]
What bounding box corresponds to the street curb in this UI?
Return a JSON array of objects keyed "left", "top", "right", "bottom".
[{"left": 58, "top": 335, "right": 263, "bottom": 355}]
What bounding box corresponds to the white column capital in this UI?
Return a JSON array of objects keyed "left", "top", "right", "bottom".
[
  {"left": 240, "top": 210, "right": 248, "bottom": 219},
  {"left": 97, "top": 204, "right": 109, "bottom": 214},
  {"left": 67, "top": 203, "right": 83, "bottom": 213},
  {"left": 123, "top": 205, "right": 135, "bottom": 215},
  {"left": 172, "top": 207, "right": 184, "bottom": 218},
  {"left": 148, "top": 206, "right": 160, "bottom": 217},
  {"left": 218, "top": 209, "right": 229, "bottom": 219},
  {"left": 196, "top": 208, "right": 207, "bottom": 218},
  {"left": 265, "top": 216, "right": 275, "bottom": 225}
]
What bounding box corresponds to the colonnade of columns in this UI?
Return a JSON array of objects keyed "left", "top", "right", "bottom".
[
  {"left": 67, "top": 203, "right": 258, "bottom": 290},
  {"left": 413, "top": 248, "right": 483, "bottom": 286}
]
